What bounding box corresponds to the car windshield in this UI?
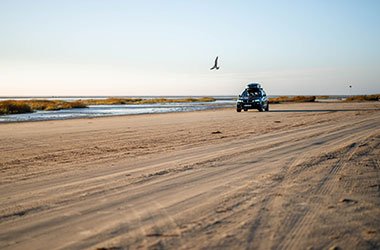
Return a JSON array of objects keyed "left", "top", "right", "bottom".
[{"left": 241, "top": 88, "right": 262, "bottom": 97}]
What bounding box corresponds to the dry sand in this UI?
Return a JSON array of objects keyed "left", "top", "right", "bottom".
[{"left": 0, "top": 102, "right": 379, "bottom": 250}]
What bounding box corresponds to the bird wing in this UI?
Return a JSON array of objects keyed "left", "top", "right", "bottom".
[{"left": 210, "top": 56, "right": 219, "bottom": 70}]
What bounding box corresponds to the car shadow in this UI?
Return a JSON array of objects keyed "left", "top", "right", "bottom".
[{"left": 269, "top": 109, "right": 379, "bottom": 113}]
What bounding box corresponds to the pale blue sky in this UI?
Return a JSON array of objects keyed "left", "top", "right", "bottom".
[{"left": 0, "top": 0, "right": 379, "bottom": 96}]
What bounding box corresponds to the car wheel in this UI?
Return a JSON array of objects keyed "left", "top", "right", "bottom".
[
  {"left": 244, "top": 109, "right": 248, "bottom": 112},
  {"left": 258, "top": 106, "right": 264, "bottom": 112},
  {"left": 237, "top": 108, "right": 241, "bottom": 112},
  {"left": 265, "top": 103, "right": 269, "bottom": 111}
]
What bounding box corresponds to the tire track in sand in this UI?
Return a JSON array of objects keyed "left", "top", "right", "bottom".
[{"left": 277, "top": 140, "right": 361, "bottom": 250}]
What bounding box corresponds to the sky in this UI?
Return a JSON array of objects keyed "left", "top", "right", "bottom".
[{"left": 0, "top": 0, "right": 379, "bottom": 96}]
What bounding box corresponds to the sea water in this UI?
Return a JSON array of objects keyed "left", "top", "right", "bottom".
[{"left": 0, "top": 97, "right": 236, "bottom": 122}]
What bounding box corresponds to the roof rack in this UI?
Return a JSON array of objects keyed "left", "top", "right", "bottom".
[{"left": 246, "top": 83, "right": 261, "bottom": 89}]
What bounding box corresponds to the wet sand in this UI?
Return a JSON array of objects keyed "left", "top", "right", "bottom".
[{"left": 0, "top": 102, "right": 379, "bottom": 249}]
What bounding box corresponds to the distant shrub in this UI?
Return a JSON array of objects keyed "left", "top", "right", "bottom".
[
  {"left": 81, "top": 98, "right": 144, "bottom": 105},
  {"left": 26, "top": 100, "right": 52, "bottom": 110},
  {"left": 269, "top": 96, "right": 316, "bottom": 104},
  {"left": 23, "top": 100, "right": 88, "bottom": 111},
  {"left": 316, "top": 96, "right": 330, "bottom": 99},
  {"left": 82, "top": 97, "right": 215, "bottom": 105},
  {"left": 0, "top": 101, "right": 33, "bottom": 115},
  {"left": 0, "top": 100, "right": 87, "bottom": 115},
  {"left": 67, "top": 101, "right": 88, "bottom": 108},
  {"left": 188, "top": 97, "right": 215, "bottom": 102},
  {"left": 345, "top": 95, "right": 380, "bottom": 102}
]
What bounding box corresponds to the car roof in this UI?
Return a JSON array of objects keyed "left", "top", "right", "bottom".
[{"left": 246, "top": 83, "right": 261, "bottom": 89}]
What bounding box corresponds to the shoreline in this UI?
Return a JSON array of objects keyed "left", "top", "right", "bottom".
[
  {"left": 0, "top": 104, "right": 233, "bottom": 124},
  {"left": 1, "top": 101, "right": 379, "bottom": 124},
  {"left": 0, "top": 106, "right": 232, "bottom": 124},
  {"left": 0, "top": 97, "right": 217, "bottom": 116}
]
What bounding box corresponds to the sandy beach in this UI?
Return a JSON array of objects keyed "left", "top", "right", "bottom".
[{"left": 0, "top": 102, "right": 379, "bottom": 249}]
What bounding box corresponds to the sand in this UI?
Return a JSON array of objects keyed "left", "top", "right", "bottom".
[{"left": 0, "top": 102, "right": 379, "bottom": 249}]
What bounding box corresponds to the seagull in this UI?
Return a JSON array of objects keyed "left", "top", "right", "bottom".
[{"left": 210, "top": 56, "right": 219, "bottom": 70}]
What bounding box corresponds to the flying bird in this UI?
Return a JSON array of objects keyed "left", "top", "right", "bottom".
[{"left": 210, "top": 56, "right": 219, "bottom": 70}]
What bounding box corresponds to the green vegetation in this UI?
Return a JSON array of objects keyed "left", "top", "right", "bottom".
[
  {"left": 316, "top": 95, "right": 330, "bottom": 99},
  {"left": 81, "top": 97, "right": 215, "bottom": 105},
  {"left": 269, "top": 96, "right": 316, "bottom": 104},
  {"left": 345, "top": 94, "right": 379, "bottom": 102},
  {"left": 0, "top": 100, "right": 87, "bottom": 115},
  {"left": 269, "top": 95, "right": 380, "bottom": 104},
  {"left": 24, "top": 100, "right": 87, "bottom": 111},
  {"left": 80, "top": 98, "right": 143, "bottom": 105},
  {"left": 0, "top": 101, "right": 33, "bottom": 115},
  {"left": 0, "top": 97, "right": 215, "bottom": 115}
]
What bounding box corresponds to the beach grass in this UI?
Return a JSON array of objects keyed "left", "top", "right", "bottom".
[
  {"left": 345, "top": 94, "right": 379, "bottom": 102},
  {"left": 0, "top": 101, "right": 33, "bottom": 115},
  {"left": 0, "top": 100, "right": 87, "bottom": 115},
  {"left": 316, "top": 95, "right": 330, "bottom": 99},
  {"left": 26, "top": 100, "right": 88, "bottom": 111},
  {"left": 269, "top": 96, "right": 316, "bottom": 104},
  {"left": 81, "top": 97, "right": 216, "bottom": 105},
  {"left": 0, "top": 97, "right": 215, "bottom": 115}
]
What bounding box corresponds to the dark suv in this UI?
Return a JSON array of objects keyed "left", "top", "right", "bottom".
[{"left": 237, "top": 83, "right": 269, "bottom": 112}]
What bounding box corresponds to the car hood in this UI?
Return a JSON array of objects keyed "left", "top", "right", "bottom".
[{"left": 239, "top": 96, "right": 261, "bottom": 101}]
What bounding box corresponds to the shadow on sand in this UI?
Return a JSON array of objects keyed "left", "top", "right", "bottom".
[{"left": 268, "top": 109, "right": 379, "bottom": 113}]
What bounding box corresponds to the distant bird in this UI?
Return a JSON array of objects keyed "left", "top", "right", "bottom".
[
  {"left": 349, "top": 85, "right": 352, "bottom": 88},
  {"left": 210, "top": 56, "right": 220, "bottom": 70}
]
